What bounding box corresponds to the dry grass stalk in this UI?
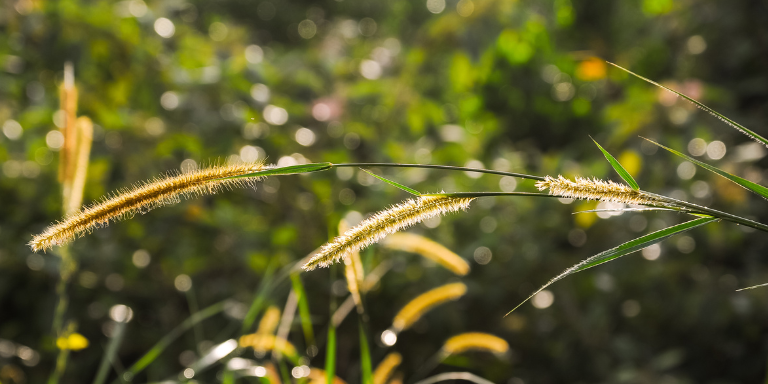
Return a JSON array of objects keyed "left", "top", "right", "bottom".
[
  {"left": 63, "top": 116, "right": 93, "bottom": 215},
  {"left": 30, "top": 161, "right": 264, "bottom": 252},
  {"left": 391, "top": 282, "right": 467, "bottom": 332},
  {"left": 373, "top": 352, "right": 402, "bottom": 384},
  {"left": 58, "top": 62, "right": 78, "bottom": 185},
  {"left": 238, "top": 333, "right": 298, "bottom": 360},
  {"left": 441, "top": 332, "right": 509, "bottom": 356},
  {"left": 382, "top": 233, "right": 470, "bottom": 276},
  {"left": 303, "top": 195, "right": 475, "bottom": 271},
  {"left": 536, "top": 175, "right": 663, "bottom": 206},
  {"left": 339, "top": 220, "right": 365, "bottom": 313},
  {"left": 308, "top": 368, "right": 348, "bottom": 384},
  {"left": 256, "top": 306, "right": 281, "bottom": 336}
]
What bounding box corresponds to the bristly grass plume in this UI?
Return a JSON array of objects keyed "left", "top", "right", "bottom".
[
  {"left": 536, "top": 175, "right": 666, "bottom": 206},
  {"left": 30, "top": 161, "right": 264, "bottom": 252},
  {"left": 302, "top": 195, "right": 474, "bottom": 271}
]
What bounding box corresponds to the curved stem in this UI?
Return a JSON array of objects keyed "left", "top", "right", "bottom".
[{"left": 332, "top": 163, "right": 546, "bottom": 181}]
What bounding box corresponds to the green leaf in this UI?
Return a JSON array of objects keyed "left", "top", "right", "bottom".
[
  {"left": 226, "top": 162, "right": 334, "bottom": 179},
  {"left": 290, "top": 273, "right": 316, "bottom": 349},
  {"left": 325, "top": 324, "right": 336, "bottom": 384},
  {"left": 359, "top": 321, "right": 373, "bottom": 384},
  {"left": 592, "top": 138, "right": 639, "bottom": 190},
  {"left": 644, "top": 137, "right": 768, "bottom": 199},
  {"left": 360, "top": 169, "right": 421, "bottom": 195},
  {"left": 241, "top": 259, "right": 278, "bottom": 334},
  {"left": 125, "top": 301, "right": 227, "bottom": 379},
  {"left": 506, "top": 217, "right": 718, "bottom": 315},
  {"left": 608, "top": 62, "right": 768, "bottom": 148}
]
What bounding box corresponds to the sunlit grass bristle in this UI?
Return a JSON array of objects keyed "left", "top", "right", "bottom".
[
  {"left": 303, "top": 195, "right": 474, "bottom": 271},
  {"left": 383, "top": 233, "right": 470, "bottom": 276},
  {"left": 390, "top": 282, "right": 467, "bottom": 333},
  {"left": 29, "top": 161, "right": 264, "bottom": 252},
  {"left": 238, "top": 333, "right": 298, "bottom": 360},
  {"left": 536, "top": 175, "right": 662, "bottom": 206},
  {"left": 441, "top": 332, "right": 509, "bottom": 356},
  {"left": 373, "top": 352, "right": 402, "bottom": 384}
]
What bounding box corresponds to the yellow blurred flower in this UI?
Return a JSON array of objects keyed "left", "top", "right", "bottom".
[
  {"left": 576, "top": 57, "right": 607, "bottom": 81},
  {"left": 56, "top": 332, "right": 89, "bottom": 350}
]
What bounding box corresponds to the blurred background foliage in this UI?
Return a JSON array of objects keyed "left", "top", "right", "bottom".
[{"left": 2, "top": 0, "right": 768, "bottom": 382}]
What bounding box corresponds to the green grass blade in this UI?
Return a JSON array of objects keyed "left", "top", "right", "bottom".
[
  {"left": 124, "top": 301, "right": 227, "bottom": 379},
  {"left": 325, "top": 324, "right": 337, "bottom": 384},
  {"left": 92, "top": 321, "right": 127, "bottom": 384},
  {"left": 591, "top": 138, "right": 639, "bottom": 190},
  {"left": 226, "top": 162, "right": 334, "bottom": 180},
  {"left": 608, "top": 62, "right": 768, "bottom": 147},
  {"left": 506, "top": 217, "right": 718, "bottom": 315},
  {"left": 290, "top": 273, "right": 316, "bottom": 349},
  {"left": 360, "top": 169, "right": 421, "bottom": 196},
  {"left": 358, "top": 321, "right": 373, "bottom": 384},
  {"left": 644, "top": 137, "right": 768, "bottom": 199},
  {"left": 241, "top": 259, "right": 278, "bottom": 334}
]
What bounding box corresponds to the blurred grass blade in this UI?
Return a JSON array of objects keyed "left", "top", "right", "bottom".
[
  {"left": 609, "top": 62, "right": 768, "bottom": 147},
  {"left": 242, "top": 260, "right": 278, "bottom": 334},
  {"left": 325, "top": 324, "right": 337, "bottom": 384},
  {"left": 414, "top": 372, "right": 494, "bottom": 384},
  {"left": 124, "top": 301, "right": 227, "bottom": 378},
  {"left": 359, "top": 320, "right": 373, "bottom": 384},
  {"left": 736, "top": 282, "right": 768, "bottom": 291},
  {"left": 644, "top": 137, "right": 768, "bottom": 199},
  {"left": 591, "top": 137, "right": 639, "bottom": 190},
  {"left": 93, "top": 321, "right": 126, "bottom": 384},
  {"left": 227, "top": 162, "right": 334, "bottom": 179},
  {"left": 360, "top": 169, "right": 421, "bottom": 196},
  {"left": 507, "top": 217, "right": 718, "bottom": 315},
  {"left": 290, "top": 273, "right": 316, "bottom": 349}
]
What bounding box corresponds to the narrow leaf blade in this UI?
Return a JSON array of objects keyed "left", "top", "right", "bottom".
[
  {"left": 506, "top": 217, "right": 718, "bottom": 315},
  {"left": 360, "top": 168, "right": 421, "bottom": 195},
  {"left": 644, "top": 138, "right": 768, "bottom": 199},
  {"left": 290, "top": 273, "right": 316, "bottom": 349},
  {"left": 592, "top": 138, "right": 639, "bottom": 190},
  {"left": 325, "top": 324, "right": 336, "bottom": 384},
  {"left": 608, "top": 62, "right": 768, "bottom": 148},
  {"left": 359, "top": 321, "right": 373, "bottom": 384},
  {"left": 227, "top": 162, "right": 334, "bottom": 179}
]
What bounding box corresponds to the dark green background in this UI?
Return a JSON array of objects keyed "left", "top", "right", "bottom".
[{"left": 2, "top": 0, "right": 768, "bottom": 382}]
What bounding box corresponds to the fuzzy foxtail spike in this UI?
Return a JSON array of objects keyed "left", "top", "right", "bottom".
[
  {"left": 536, "top": 175, "right": 665, "bottom": 206},
  {"left": 302, "top": 195, "right": 474, "bottom": 271},
  {"left": 30, "top": 161, "right": 264, "bottom": 252}
]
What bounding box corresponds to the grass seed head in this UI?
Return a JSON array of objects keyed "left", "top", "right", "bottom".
[
  {"left": 30, "top": 161, "right": 264, "bottom": 252},
  {"left": 382, "top": 233, "right": 470, "bottom": 275},
  {"left": 302, "top": 195, "right": 474, "bottom": 271},
  {"left": 391, "top": 282, "right": 467, "bottom": 332},
  {"left": 373, "top": 352, "right": 402, "bottom": 384},
  {"left": 536, "top": 175, "right": 662, "bottom": 206},
  {"left": 441, "top": 332, "right": 510, "bottom": 356}
]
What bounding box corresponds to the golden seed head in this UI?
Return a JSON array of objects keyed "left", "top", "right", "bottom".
[
  {"left": 392, "top": 282, "right": 467, "bottom": 332},
  {"left": 382, "top": 233, "right": 470, "bottom": 276},
  {"left": 238, "top": 333, "right": 297, "bottom": 359},
  {"left": 302, "top": 195, "right": 474, "bottom": 271},
  {"left": 30, "top": 161, "right": 264, "bottom": 252},
  {"left": 256, "top": 306, "right": 281, "bottom": 336},
  {"left": 441, "top": 332, "right": 510, "bottom": 356},
  {"left": 536, "top": 175, "right": 661, "bottom": 206},
  {"left": 373, "top": 352, "right": 402, "bottom": 384}
]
